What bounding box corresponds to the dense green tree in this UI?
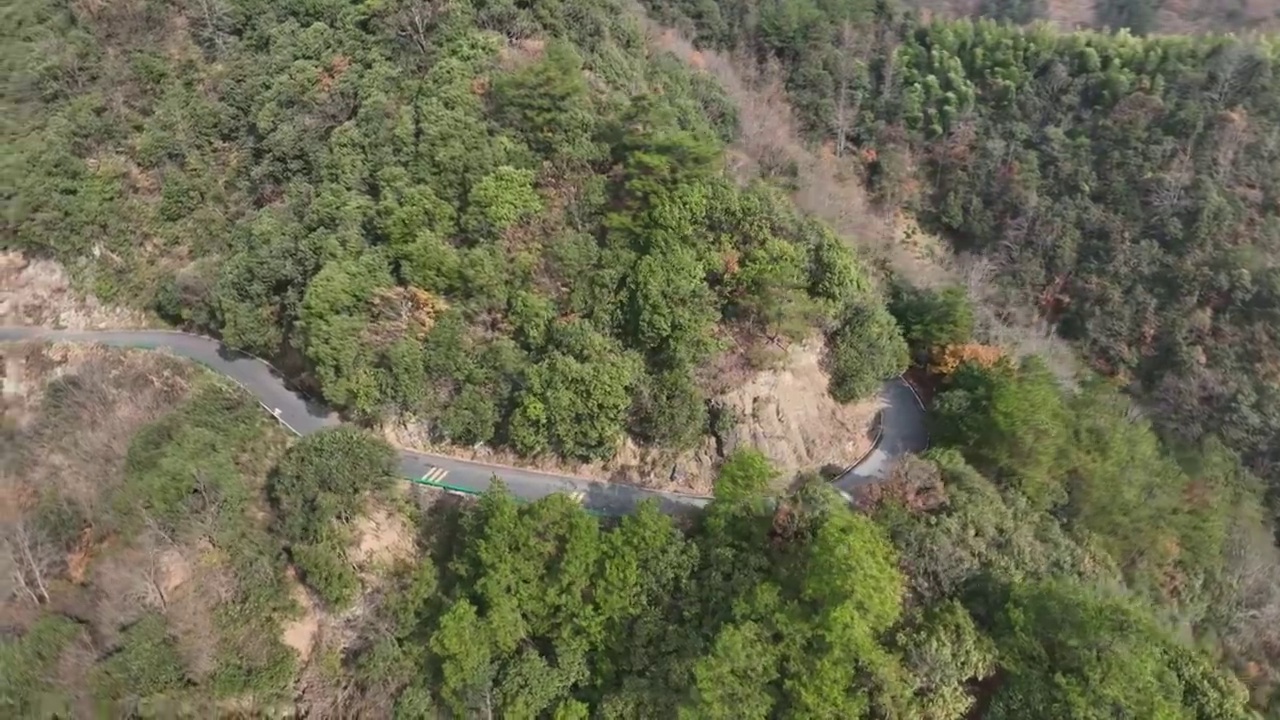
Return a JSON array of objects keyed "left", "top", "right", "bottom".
[
  {"left": 630, "top": 368, "right": 709, "bottom": 450},
  {"left": 807, "top": 229, "right": 871, "bottom": 307},
  {"left": 491, "top": 40, "right": 600, "bottom": 163},
  {"left": 383, "top": 338, "right": 430, "bottom": 411},
  {"left": 299, "top": 253, "right": 397, "bottom": 414},
  {"left": 681, "top": 622, "right": 779, "bottom": 719},
  {"left": 462, "top": 166, "right": 543, "bottom": 239},
  {"left": 269, "top": 427, "right": 395, "bottom": 605},
  {"left": 118, "top": 401, "right": 253, "bottom": 536},
  {"left": 400, "top": 455, "right": 928, "bottom": 718},
  {"left": 728, "top": 235, "right": 823, "bottom": 344},
  {"left": 826, "top": 300, "right": 910, "bottom": 403},
  {"left": 271, "top": 428, "right": 395, "bottom": 533},
  {"left": 92, "top": 615, "right": 188, "bottom": 710},
  {"left": 896, "top": 601, "right": 996, "bottom": 720},
  {"left": 714, "top": 448, "right": 778, "bottom": 501},
  {"left": 0, "top": 616, "right": 81, "bottom": 716},
  {"left": 213, "top": 212, "right": 332, "bottom": 356},
  {"left": 431, "top": 599, "right": 497, "bottom": 717},
  {"left": 889, "top": 284, "right": 975, "bottom": 357},
  {"left": 508, "top": 323, "right": 642, "bottom": 460},
  {"left": 986, "top": 581, "right": 1250, "bottom": 719},
  {"left": 785, "top": 507, "right": 912, "bottom": 717},
  {"left": 609, "top": 95, "right": 722, "bottom": 206},
  {"left": 932, "top": 358, "right": 1070, "bottom": 509},
  {"left": 375, "top": 178, "right": 458, "bottom": 248},
  {"left": 624, "top": 244, "right": 719, "bottom": 368},
  {"left": 873, "top": 449, "right": 1112, "bottom": 602}
]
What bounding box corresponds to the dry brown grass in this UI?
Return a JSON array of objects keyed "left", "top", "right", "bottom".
[
  {"left": 643, "top": 20, "right": 899, "bottom": 266},
  {"left": 852, "top": 454, "right": 948, "bottom": 514},
  {"left": 1042, "top": 0, "right": 1100, "bottom": 29},
  {"left": 166, "top": 542, "right": 230, "bottom": 679},
  {"left": 1, "top": 343, "right": 198, "bottom": 635},
  {"left": 4, "top": 342, "right": 193, "bottom": 510},
  {"left": 0, "top": 251, "right": 151, "bottom": 329}
]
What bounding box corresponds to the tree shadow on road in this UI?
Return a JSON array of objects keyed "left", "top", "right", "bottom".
[{"left": 215, "top": 344, "right": 335, "bottom": 422}]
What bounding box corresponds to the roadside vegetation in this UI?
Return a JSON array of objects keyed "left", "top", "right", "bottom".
[
  {"left": 2, "top": 346, "right": 299, "bottom": 715},
  {"left": 6, "top": 0, "right": 1280, "bottom": 715},
  {"left": 3, "top": 343, "right": 1269, "bottom": 715}
]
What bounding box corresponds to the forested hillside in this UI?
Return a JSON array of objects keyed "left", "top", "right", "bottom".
[
  {"left": 641, "top": 0, "right": 1280, "bottom": 510},
  {"left": 3, "top": 344, "right": 1270, "bottom": 716},
  {"left": 7, "top": 0, "right": 1280, "bottom": 716},
  {"left": 6, "top": 0, "right": 906, "bottom": 472},
  {"left": 900, "top": 0, "right": 1280, "bottom": 36}
]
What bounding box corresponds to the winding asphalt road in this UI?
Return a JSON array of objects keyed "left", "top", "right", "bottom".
[
  {"left": 833, "top": 378, "right": 929, "bottom": 492},
  {"left": 1, "top": 328, "right": 928, "bottom": 514}
]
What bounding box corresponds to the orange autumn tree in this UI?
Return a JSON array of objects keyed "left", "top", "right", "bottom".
[{"left": 929, "top": 342, "right": 1004, "bottom": 377}]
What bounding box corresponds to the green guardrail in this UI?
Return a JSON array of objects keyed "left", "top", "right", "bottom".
[
  {"left": 407, "top": 474, "right": 484, "bottom": 496},
  {"left": 408, "top": 473, "right": 607, "bottom": 516}
]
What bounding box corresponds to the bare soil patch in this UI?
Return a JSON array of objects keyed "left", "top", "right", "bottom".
[
  {"left": 0, "top": 251, "right": 150, "bottom": 329},
  {"left": 350, "top": 506, "right": 416, "bottom": 569},
  {"left": 281, "top": 566, "right": 322, "bottom": 664}
]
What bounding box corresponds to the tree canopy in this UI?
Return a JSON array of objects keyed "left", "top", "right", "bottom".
[
  {"left": 6, "top": 0, "right": 905, "bottom": 475},
  {"left": 6, "top": 0, "right": 1280, "bottom": 715}
]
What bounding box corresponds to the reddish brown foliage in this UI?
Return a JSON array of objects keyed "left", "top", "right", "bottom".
[
  {"left": 928, "top": 343, "right": 1005, "bottom": 377},
  {"left": 853, "top": 456, "right": 947, "bottom": 514},
  {"left": 366, "top": 287, "right": 447, "bottom": 348},
  {"left": 318, "top": 54, "right": 351, "bottom": 93},
  {"left": 770, "top": 503, "right": 799, "bottom": 544}
]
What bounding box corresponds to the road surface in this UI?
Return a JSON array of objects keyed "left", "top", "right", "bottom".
[
  {"left": 1, "top": 328, "right": 928, "bottom": 514},
  {"left": 833, "top": 378, "right": 929, "bottom": 492}
]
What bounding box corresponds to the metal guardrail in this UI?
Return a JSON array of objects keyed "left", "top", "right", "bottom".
[
  {"left": 407, "top": 475, "right": 481, "bottom": 496},
  {"left": 836, "top": 409, "right": 885, "bottom": 479},
  {"left": 898, "top": 372, "right": 930, "bottom": 450},
  {"left": 828, "top": 373, "right": 929, "bottom": 484}
]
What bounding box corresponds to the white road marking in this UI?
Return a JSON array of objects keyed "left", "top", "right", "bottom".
[{"left": 419, "top": 467, "right": 449, "bottom": 484}]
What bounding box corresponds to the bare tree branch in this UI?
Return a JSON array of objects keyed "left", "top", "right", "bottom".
[
  {"left": 380, "top": 0, "right": 455, "bottom": 57},
  {"left": 3, "top": 519, "right": 56, "bottom": 605}
]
